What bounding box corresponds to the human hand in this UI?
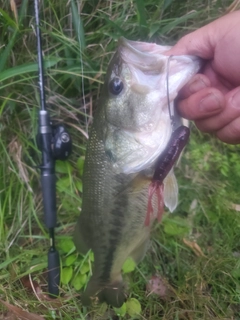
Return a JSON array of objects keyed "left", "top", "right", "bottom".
[{"left": 166, "top": 10, "right": 240, "bottom": 144}]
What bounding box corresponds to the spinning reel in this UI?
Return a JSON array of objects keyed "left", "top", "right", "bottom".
[{"left": 37, "top": 120, "right": 72, "bottom": 162}]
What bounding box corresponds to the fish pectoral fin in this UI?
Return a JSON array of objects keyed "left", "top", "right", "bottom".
[{"left": 163, "top": 169, "right": 178, "bottom": 212}]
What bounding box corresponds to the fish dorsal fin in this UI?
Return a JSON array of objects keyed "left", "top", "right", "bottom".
[{"left": 163, "top": 169, "right": 178, "bottom": 212}]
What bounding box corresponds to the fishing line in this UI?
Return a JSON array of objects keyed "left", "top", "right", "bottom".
[
  {"left": 166, "top": 55, "right": 176, "bottom": 131},
  {"left": 75, "top": 1, "right": 88, "bottom": 134},
  {"left": 42, "top": 0, "right": 54, "bottom": 102}
]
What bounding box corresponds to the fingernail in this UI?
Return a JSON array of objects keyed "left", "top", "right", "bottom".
[
  {"left": 189, "top": 78, "right": 208, "bottom": 93},
  {"left": 230, "top": 88, "right": 240, "bottom": 108},
  {"left": 199, "top": 93, "right": 222, "bottom": 112}
]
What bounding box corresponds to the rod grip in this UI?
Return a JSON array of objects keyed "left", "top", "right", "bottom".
[
  {"left": 41, "top": 173, "right": 56, "bottom": 228},
  {"left": 48, "top": 248, "right": 60, "bottom": 297}
]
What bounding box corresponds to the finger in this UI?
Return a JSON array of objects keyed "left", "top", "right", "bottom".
[
  {"left": 216, "top": 117, "right": 240, "bottom": 144},
  {"left": 177, "top": 88, "right": 225, "bottom": 120},
  {"left": 195, "top": 86, "right": 240, "bottom": 133},
  {"left": 179, "top": 63, "right": 232, "bottom": 99},
  {"left": 178, "top": 74, "right": 211, "bottom": 99},
  {"left": 202, "top": 63, "right": 233, "bottom": 93}
]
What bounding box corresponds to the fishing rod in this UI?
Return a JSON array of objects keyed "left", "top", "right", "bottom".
[{"left": 34, "top": 0, "right": 72, "bottom": 296}]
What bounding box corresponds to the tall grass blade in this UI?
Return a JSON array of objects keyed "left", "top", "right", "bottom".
[
  {"left": 0, "top": 0, "right": 28, "bottom": 72},
  {"left": 163, "top": 0, "right": 175, "bottom": 11},
  {"left": 100, "top": 15, "right": 126, "bottom": 38},
  {"left": 70, "top": 0, "right": 86, "bottom": 50},
  {"left": 0, "top": 58, "right": 61, "bottom": 82},
  {"left": 136, "top": 0, "right": 147, "bottom": 28},
  {"left": 0, "top": 8, "right": 17, "bottom": 29},
  {"left": 160, "top": 11, "right": 199, "bottom": 34}
]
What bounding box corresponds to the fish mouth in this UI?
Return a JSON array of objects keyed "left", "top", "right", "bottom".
[
  {"left": 118, "top": 37, "right": 169, "bottom": 72},
  {"left": 118, "top": 37, "right": 172, "bottom": 55},
  {"left": 116, "top": 37, "right": 202, "bottom": 98},
  {"left": 118, "top": 37, "right": 202, "bottom": 72}
]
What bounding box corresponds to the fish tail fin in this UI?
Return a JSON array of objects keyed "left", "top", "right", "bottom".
[
  {"left": 81, "top": 276, "right": 126, "bottom": 308},
  {"left": 101, "top": 281, "right": 126, "bottom": 307}
]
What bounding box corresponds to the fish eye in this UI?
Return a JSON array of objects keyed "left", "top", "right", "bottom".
[{"left": 109, "top": 77, "right": 123, "bottom": 95}]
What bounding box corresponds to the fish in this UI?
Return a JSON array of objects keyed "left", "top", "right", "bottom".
[{"left": 73, "top": 37, "right": 201, "bottom": 308}]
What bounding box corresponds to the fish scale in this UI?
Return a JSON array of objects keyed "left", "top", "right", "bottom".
[
  {"left": 75, "top": 125, "right": 150, "bottom": 306},
  {"left": 74, "top": 37, "right": 201, "bottom": 307}
]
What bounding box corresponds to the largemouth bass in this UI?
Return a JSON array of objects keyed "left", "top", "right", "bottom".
[{"left": 74, "top": 38, "right": 201, "bottom": 307}]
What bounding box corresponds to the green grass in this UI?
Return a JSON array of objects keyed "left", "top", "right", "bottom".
[{"left": 1, "top": 0, "right": 240, "bottom": 319}]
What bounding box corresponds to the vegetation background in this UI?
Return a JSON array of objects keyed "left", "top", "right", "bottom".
[{"left": 1, "top": 0, "right": 240, "bottom": 319}]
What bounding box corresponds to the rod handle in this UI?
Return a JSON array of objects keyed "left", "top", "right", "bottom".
[
  {"left": 48, "top": 248, "right": 60, "bottom": 297},
  {"left": 41, "top": 173, "right": 56, "bottom": 228}
]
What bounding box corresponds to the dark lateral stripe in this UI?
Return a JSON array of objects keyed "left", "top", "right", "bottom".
[{"left": 100, "top": 178, "right": 128, "bottom": 282}]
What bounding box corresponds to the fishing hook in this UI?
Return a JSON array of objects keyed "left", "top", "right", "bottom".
[{"left": 166, "top": 55, "right": 176, "bottom": 130}]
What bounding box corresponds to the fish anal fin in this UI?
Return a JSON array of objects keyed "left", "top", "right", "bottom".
[{"left": 130, "top": 238, "right": 149, "bottom": 264}]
